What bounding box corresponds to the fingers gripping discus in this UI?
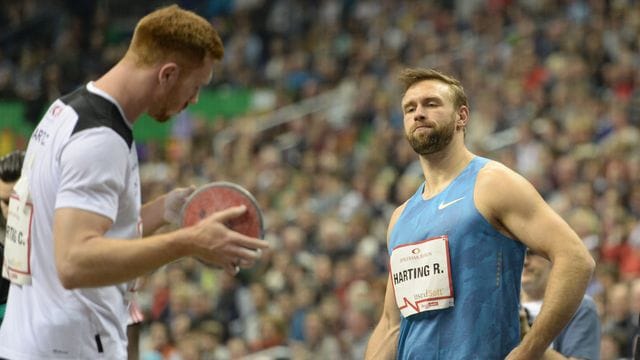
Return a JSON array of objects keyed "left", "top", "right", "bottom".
[{"left": 181, "top": 182, "right": 264, "bottom": 238}]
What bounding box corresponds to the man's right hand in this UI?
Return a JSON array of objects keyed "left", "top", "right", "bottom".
[{"left": 186, "top": 205, "right": 268, "bottom": 275}]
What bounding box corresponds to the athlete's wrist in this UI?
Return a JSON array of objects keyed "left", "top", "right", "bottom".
[
  {"left": 167, "top": 227, "right": 196, "bottom": 258},
  {"left": 163, "top": 186, "right": 195, "bottom": 225},
  {"left": 518, "top": 331, "right": 548, "bottom": 359}
]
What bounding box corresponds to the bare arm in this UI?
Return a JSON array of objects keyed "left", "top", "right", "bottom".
[
  {"left": 54, "top": 205, "right": 268, "bottom": 288},
  {"left": 140, "top": 194, "right": 168, "bottom": 236},
  {"left": 365, "top": 273, "right": 401, "bottom": 360},
  {"left": 365, "top": 205, "right": 404, "bottom": 360},
  {"left": 476, "top": 163, "right": 595, "bottom": 359}
]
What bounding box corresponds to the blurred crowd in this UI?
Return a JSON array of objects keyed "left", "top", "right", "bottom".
[{"left": 2, "top": 0, "right": 640, "bottom": 359}]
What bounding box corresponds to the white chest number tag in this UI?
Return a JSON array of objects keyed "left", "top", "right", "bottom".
[
  {"left": 2, "top": 176, "right": 33, "bottom": 285},
  {"left": 390, "top": 235, "right": 454, "bottom": 317}
]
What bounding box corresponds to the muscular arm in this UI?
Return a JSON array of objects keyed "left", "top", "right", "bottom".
[
  {"left": 365, "top": 274, "right": 400, "bottom": 360},
  {"left": 476, "top": 163, "right": 595, "bottom": 359},
  {"left": 54, "top": 206, "right": 267, "bottom": 288},
  {"left": 365, "top": 205, "right": 404, "bottom": 360},
  {"left": 54, "top": 208, "right": 189, "bottom": 288}
]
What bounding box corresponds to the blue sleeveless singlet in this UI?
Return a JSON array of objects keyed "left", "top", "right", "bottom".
[{"left": 389, "top": 156, "right": 525, "bottom": 359}]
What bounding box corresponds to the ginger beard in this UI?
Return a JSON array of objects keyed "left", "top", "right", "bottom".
[
  {"left": 148, "top": 80, "right": 188, "bottom": 123},
  {"left": 405, "top": 112, "right": 457, "bottom": 156}
]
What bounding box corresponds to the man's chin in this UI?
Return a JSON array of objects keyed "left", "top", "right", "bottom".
[{"left": 149, "top": 113, "right": 172, "bottom": 123}]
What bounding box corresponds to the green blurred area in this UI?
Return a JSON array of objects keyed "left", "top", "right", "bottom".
[
  {"left": 0, "top": 101, "right": 31, "bottom": 138},
  {"left": 0, "top": 87, "right": 252, "bottom": 146}
]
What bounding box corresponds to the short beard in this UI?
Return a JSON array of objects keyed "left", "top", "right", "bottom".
[
  {"left": 148, "top": 99, "right": 173, "bottom": 123},
  {"left": 149, "top": 109, "right": 171, "bottom": 123},
  {"left": 406, "top": 119, "right": 455, "bottom": 155},
  {"left": 148, "top": 83, "right": 179, "bottom": 123}
]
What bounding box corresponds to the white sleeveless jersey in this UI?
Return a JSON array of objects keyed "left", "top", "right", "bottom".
[{"left": 0, "top": 83, "right": 141, "bottom": 359}]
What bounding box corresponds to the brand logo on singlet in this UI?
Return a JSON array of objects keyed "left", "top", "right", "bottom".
[{"left": 438, "top": 197, "right": 464, "bottom": 210}]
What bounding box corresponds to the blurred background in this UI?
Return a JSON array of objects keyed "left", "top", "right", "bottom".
[{"left": 1, "top": 0, "right": 639, "bottom": 359}]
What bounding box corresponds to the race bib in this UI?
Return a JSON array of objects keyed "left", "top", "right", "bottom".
[
  {"left": 2, "top": 176, "right": 33, "bottom": 285},
  {"left": 390, "top": 235, "right": 454, "bottom": 317}
]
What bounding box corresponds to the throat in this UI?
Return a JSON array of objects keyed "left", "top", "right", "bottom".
[{"left": 421, "top": 155, "right": 474, "bottom": 200}]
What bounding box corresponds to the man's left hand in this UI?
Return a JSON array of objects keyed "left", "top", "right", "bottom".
[{"left": 164, "top": 186, "right": 196, "bottom": 224}]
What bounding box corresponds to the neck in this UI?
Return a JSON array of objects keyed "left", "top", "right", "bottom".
[
  {"left": 93, "top": 59, "right": 156, "bottom": 124},
  {"left": 419, "top": 135, "right": 474, "bottom": 198}
]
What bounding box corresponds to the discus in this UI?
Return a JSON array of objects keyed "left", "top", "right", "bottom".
[{"left": 181, "top": 182, "right": 264, "bottom": 238}]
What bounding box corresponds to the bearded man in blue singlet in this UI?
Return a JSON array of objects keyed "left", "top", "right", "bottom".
[{"left": 365, "top": 68, "right": 595, "bottom": 360}]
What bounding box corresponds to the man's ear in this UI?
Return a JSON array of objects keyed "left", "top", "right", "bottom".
[
  {"left": 457, "top": 105, "right": 469, "bottom": 130},
  {"left": 158, "top": 63, "right": 180, "bottom": 86}
]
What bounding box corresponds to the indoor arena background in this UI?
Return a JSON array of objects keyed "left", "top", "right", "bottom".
[{"left": 0, "top": 1, "right": 638, "bottom": 359}]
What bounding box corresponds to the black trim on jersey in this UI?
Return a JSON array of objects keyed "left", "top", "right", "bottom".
[
  {"left": 0, "top": 244, "right": 8, "bottom": 304},
  {"left": 95, "top": 334, "right": 104, "bottom": 353},
  {"left": 61, "top": 86, "right": 133, "bottom": 149}
]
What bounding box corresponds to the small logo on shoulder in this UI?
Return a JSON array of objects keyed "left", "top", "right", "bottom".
[
  {"left": 51, "top": 105, "right": 63, "bottom": 117},
  {"left": 438, "top": 197, "right": 464, "bottom": 210}
]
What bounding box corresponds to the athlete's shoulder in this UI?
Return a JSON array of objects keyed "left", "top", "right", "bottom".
[
  {"left": 474, "top": 159, "right": 543, "bottom": 219},
  {"left": 391, "top": 201, "right": 409, "bottom": 221},
  {"left": 66, "top": 126, "right": 132, "bottom": 151},
  {"left": 476, "top": 160, "right": 532, "bottom": 194},
  {"left": 387, "top": 201, "right": 409, "bottom": 243},
  {"left": 61, "top": 86, "right": 133, "bottom": 149},
  {"left": 477, "top": 159, "right": 516, "bottom": 178}
]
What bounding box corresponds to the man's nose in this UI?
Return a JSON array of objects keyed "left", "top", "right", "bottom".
[{"left": 413, "top": 105, "right": 427, "bottom": 120}]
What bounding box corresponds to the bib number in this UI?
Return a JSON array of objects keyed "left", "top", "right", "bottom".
[
  {"left": 390, "top": 235, "right": 454, "bottom": 317},
  {"left": 2, "top": 177, "right": 33, "bottom": 285}
]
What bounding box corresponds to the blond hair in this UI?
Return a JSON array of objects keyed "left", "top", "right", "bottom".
[
  {"left": 399, "top": 68, "right": 468, "bottom": 110},
  {"left": 127, "top": 5, "right": 224, "bottom": 69}
]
